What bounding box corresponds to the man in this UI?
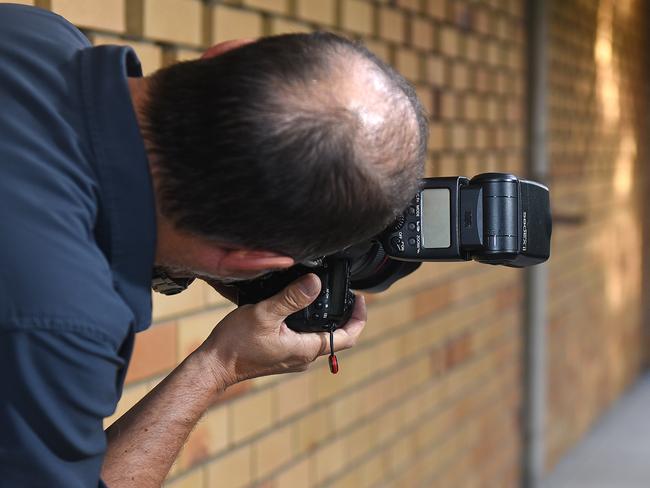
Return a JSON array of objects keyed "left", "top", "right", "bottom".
[{"left": 0, "top": 4, "right": 427, "bottom": 487}]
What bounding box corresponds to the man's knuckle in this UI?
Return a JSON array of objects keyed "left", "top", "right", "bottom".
[
  {"left": 296, "top": 353, "right": 312, "bottom": 364},
  {"left": 283, "top": 290, "right": 303, "bottom": 311}
]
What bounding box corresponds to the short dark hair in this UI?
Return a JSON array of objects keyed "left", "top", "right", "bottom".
[{"left": 144, "top": 32, "right": 428, "bottom": 261}]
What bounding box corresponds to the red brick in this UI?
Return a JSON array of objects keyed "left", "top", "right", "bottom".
[
  {"left": 413, "top": 283, "right": 454, "bottom": 319},
  {"left": 296, "top": 0, "right": 335, "bottom": 25},
  {"left": 378, "top": 6, "right": 405, "bottom": 43},
  {"left": 125, "top": 321, "right": 177, "bottom": 384},
  {"left": 411, "top": 17, "right": 434, "bottom": 50},
  {"left": 341, "top": 0, "right": 374, "bottom": 35},
  {"left": 444, "top": 332, "right": 473, "bottom": 369},
  {"left": 47, "top": 0, "right": 125, "bottom": 32}
]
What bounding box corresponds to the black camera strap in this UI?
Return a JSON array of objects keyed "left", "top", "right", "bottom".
[{"left": 328, "top": 325, "right": 339, "bottom": 374}]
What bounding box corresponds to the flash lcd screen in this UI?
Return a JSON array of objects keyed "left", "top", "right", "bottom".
[{"left": 421, "top": 189, "right": 451, "bottom": 248}]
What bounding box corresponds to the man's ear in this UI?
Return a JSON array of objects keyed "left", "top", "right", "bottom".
[
  {"left": 219, "top": 249, "right": 294, "bottom": 272},
  {"left": 201, "top": 39, "right": 256, "bottom": 59}
]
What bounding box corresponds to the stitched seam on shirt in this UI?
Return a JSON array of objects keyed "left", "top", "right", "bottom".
[
  {"left": 79, "top": 47, "right": 120, "bottom": 270},
  {"left": 79, "top": 49, "right": 101, "bottom": 182},
  {"left": 0, "top": 317, "right": 117, "bottom": 344}
]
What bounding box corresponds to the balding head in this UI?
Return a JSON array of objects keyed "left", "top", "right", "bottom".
[
  {"left": 144, "top": 32, "right": 427, "bottom": 260},
  {"left": 271, "top": 41, "right": 423, "bottom": 170}
]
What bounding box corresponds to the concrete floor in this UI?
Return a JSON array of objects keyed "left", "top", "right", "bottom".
[{"left": 543, "top": 373, "right": 650, "bottom": 488}]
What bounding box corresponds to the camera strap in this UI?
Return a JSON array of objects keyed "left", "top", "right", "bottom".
[{"left": 328, "top": 325, "right": 339, "bottom": 374}]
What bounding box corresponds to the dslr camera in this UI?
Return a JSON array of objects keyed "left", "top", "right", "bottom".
[{"left": 233, "top": 173, "right": 552, "bottom": 333}]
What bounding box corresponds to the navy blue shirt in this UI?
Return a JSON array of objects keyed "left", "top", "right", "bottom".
[{"left": 0, "top": 4, "right": 156, "bottom": 486}]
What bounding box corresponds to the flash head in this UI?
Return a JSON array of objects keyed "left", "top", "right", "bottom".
[{"left": 379, "top": 173, "right": 552, "bottom": 267}]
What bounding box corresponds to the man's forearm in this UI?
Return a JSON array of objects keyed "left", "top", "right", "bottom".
[{"left": 101, "top": 350, "right": 225, "bottom": 487}]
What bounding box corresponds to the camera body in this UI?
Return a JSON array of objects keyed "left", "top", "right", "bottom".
[
  {"left": 235, "top": 173, "right": 551, "bottom": 332},
  {"left": 236, "top": 256, "right": 357, "bottom": 332}
]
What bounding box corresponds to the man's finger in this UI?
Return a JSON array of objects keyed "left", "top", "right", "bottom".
[
  {"left": 330, "top": 294, "right": 367, "bottom": 352},
  {"left": 263, "top": 273, "right": 321, "bottom": 321},
  {"left": 348, "top": 293, "right": 367, "bottom": 324}
]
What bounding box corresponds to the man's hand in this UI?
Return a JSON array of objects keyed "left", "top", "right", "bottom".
[
  {"left": 103, "top": 273, "right": 365, "bottom": 487},
  {"left": 195, "top": 273, "right": 367, "bottom": 388}
]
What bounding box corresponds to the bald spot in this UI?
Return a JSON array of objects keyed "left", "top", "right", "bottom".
[{"left": 268, "top": 49, "right": 422, "bottom": 181}]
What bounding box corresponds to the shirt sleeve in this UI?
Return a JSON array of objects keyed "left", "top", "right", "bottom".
[{"left": 0, "top": 327, "right": 126, "bottom": 487}]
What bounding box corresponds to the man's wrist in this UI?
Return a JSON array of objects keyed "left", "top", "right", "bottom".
[{"left": 188, "top": 346, "right": 237, "bottom": 397}]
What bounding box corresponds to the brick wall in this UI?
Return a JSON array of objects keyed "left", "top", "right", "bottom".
[
  {"left": 545, "top": 0, "right": 650, "bottom": 470},
  {"left": 8, "top": 0, "right": 649, "bottom": 486}
]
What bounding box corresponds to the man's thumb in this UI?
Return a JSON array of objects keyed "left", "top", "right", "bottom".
[{"left": 267, "top": 273, "right": 321, "bottom": 320}]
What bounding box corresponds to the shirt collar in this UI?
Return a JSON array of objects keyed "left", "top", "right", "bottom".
[{"left": 79, "top": 45, "right": 156, "bottom": 332}]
